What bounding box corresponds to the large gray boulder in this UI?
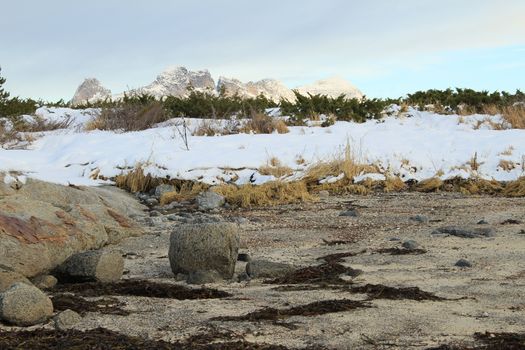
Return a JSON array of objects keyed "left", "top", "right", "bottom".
[
  {"left": 169, "top": 223, "right": 240, "bottom": 279},
  {"left": 55, "top": 250, "right": 124, "bottom": 283},
  {"left": 196, "top": 191, "right": 225, "bottom": 211},
  {"left": 0, "top": 282, "right": 53, "bottom": 326},
  {"left": 53, "top": 309, "right": 82, "bottom": 330},
  {"left": 0, "top": 177, "right": 145, "bottom": 278}
]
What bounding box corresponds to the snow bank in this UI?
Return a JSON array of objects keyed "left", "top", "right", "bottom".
[{"left": 1, "top": 107, "right": 524, "bottom": 186}]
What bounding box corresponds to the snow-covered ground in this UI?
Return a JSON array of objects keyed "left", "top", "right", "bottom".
[{"left": 1, "top": 107, "right": 524, "bottom": 186}]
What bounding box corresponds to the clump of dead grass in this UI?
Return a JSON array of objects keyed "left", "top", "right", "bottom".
[
  {"left": 415, "top": 177, "right": 443, "bottom": 192},
  {"left": 114, "top": 164, "right": 162, "bottom": 193},
  {"left": 303, "top": 141, "right": 378, "bottom": 187},
  {"left": 212, "top": 181, "right": 313, "bottom": 208},
  {"left": 86, "top": 101, "right": 167, "bottom": 132},
  {"left": 240, "top": 113, "right": 289, "bottom": 134},
  {"left": 503, "top": 177, "right": 525, "bottom": 197},
  {"left": 483, "top": 105, "right": 525, "bottom": 129},
  {"left": 159, "top": 182, "right": 209, "bottom": 205},
  {"left": 383, "top": 176, "right": 407, "bottom": 192},
  {"left": 258, "top": 157, "right": 293, "bottom": 178}
]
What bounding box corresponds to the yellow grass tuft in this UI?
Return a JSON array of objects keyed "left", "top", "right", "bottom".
[
  {"left": 499, "top": 146, "right": 514, "bottom": 156},
  {"left": 160, "top": 182, "right": 209, "bottom": 205},
  {"left": 241, "top": 113, "right": 289, "bottom": 134},
  {"left": 383, "top": 176, "right": 407, "bottom": 193},
  {"left": 483, "top": 105, "right": 525, "bottom": 129},
  {"left": 303, "top": 141, "right": 378, "bottom": 186},
  {"left": 503, "top": 177, "right": 525, "bottom": 197},
  {"left": 415, "top": 177, "right": 443, "bottom": 192},
  {"left": 212, "top": 181, "right": 313, "bottom": 208},
  {"left": 258, "top": 157, "right": 293, "bottom": 178},
  {"left": 115, "top": 164, "right": 162, "bottom": 193}
]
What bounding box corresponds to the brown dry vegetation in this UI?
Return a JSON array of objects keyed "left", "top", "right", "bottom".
[
  {"left": 483, "top": 104, "right": 525, "bottom": 129},
  {"left": 114, "top": 164, "right": 163, "bottom": 193},
  {"left": 212, "top": 181, "right": 313, "bottom": 208},
  {"left": 240, "top": 113, "right": 289, "bottom": 134},
  {"left": 159, "top": 182, "right": 209, "bottom": 205},
  {"left": 86, "top": 102, "right": 167, "bottom": 132},
  {"left": 258, "top": 157, "right": 294, "bottom": 178}
]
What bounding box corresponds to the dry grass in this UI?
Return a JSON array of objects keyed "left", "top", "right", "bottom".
[
  {"left": 303, "top": 141, "right": 378, "bottom": 186},
  {"left": 86, "top": 102, "right": 167, "bottom": 132},
  {"left": 482, "top": 105, "right": 525, "bottom": 129},
  {"left": 160, "top": 182, "right": 209, "bottom": 205},
  {"left": 240, "top": 113, "right": 289, "bottom": 134},
  {"left": 212, "top": 181, "right": 313, "bottom": 208},
  {"left": 467, "top": 152, "right": 483, "bottom": 172},
  {"left": 114, "top": 164, "right": 162, "bottom": 193},
  {"left": 415, "top": 177, "right": 443, "bottom": 192},
  {"left": 383, "top": 176, "right": 407, "bottom": 192},
  {"left": 193, "top": 120, "right": 222, "bottom": 136},
  {"left": 258, "top": 157, "right": 293, "bottom": 178},
  {"left": 498, "top": 159, "right": 516, "bottom": 172},
  {"left": 503, "top": 177, "right": 525, "bottom": 197}
]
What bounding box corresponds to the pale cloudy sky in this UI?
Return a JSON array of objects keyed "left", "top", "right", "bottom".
[{"left": 1, "top": 0, "right": 524, "bottom": 100}]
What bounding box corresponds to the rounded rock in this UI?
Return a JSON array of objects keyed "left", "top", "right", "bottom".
[
  {"left": 53, "top": 309, "right": 82, "bottom": 330},
  {"left": 169, "top": 222, "right": 239, "bottom": 279},
  {"left": 55, "top": 250, "right": 124, "bottom": 283},
  {"left": 0, "top": 282, "right": 53, "bottom": 326}
]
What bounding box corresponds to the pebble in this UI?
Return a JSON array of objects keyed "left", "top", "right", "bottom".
[
  {"left": 455, "top": 258, "right": 472, "bottom": 268},
  {"left": 402, "top": 240, "right": 419, "bottom": 250},
  {"left": 477, "top": 219, "right": 489, "bottom": 225},
  {"left": 339, "top": 210, "right": 358, "bottom": 217},
  {"left": 410, "top": 215, "right": 429, "bottom": 223}
]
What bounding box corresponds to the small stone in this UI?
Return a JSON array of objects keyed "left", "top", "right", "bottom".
[
  {"left": 149, "top": 210, "right": 161, "bottom": 217},
  {"left": 30, "top": 275, "right": 58, "bottom": 290},
  {"left": 55, "top": 250, "right": 124, "bottom": 283},
  {"left": 477, "top": 219, "right": 489, "bottom": 225},
  {"left": 432, "top": 226, "right": 495, "bottom": 238},
  {"left": 237, "top": 272, "right": 251, "bottom": 282},
  {"left": 0, "top": 282, "right": 53, "bottom": 326},
  {"left": 186, "top": 270, "right": 222, "bottom": 285},
  {"left": 246, "top": 260, "right": 296, "bottom": 279},
  {"left": 145, "top": 217, "right": 164, "bottom": 227},
  {"left": 402, "top": 240, "right": 419, "bottom": 250},
  {"left": 455, "top": 259, "right": 472, "bottom": 268},
  {"left": 53, "top": 309, "right": 82, "bottom": 330},
  {"left": 145, "top": 198, "right": 159, "bottom": 206},
  {"left": 196, "top": 191, "right": 225, "bottom": 211},
  {"left": 0, "top": 270, "right": 31, "bottom": 293},
  {"left": 339, "top": 210, "right": 358, "bottom": 217},
  {"left": 389, "top": 237, "right": 401, "bottom": 242},
  {"left": 410, "top": 215, "right": 429, "bottom": 223},
  {"left": 237, "top": 253, "right": 251, "bottom": 262}
]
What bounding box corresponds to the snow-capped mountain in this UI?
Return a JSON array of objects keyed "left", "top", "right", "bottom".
[
  {"left": 128, "top": 66, "right": 215, "bottom": 98},
  {"left": 296, "top": 76, "right": 364, "bottom": 100},
  {"left": 71, "top": 78, "right": 112, "bottom": 106},
  {"left": 217, "top": 77, "right": 296, "bottom": 102},
  {"left": 71, "top": 68, "right": 364, "bottom": 104}
]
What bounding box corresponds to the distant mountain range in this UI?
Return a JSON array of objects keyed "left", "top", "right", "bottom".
[{"left": 71, "top": 66, "right": 364, "bottom": 105}]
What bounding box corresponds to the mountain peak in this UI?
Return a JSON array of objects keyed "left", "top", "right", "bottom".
[{"left": 70, "top": 78, "right": 111, "bottom": 106}]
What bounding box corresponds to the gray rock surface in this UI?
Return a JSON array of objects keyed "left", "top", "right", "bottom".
[
  {"left": 196, "top": 191, "right": 225, "bottom": 211},
  {"left": 246, "top": 259, "right": 296, "bottom": 279},
  {"left": 410, "top": 215, "right": 429, "bottom": 223},
  {"left": 169, "top": 222, "right": 239, "bottom": 279},
  {"left": 0, "top": 282, "right": 53, "bottom": 326},
  {"left": 0, "top": 178, "right": 144, "bottom": 277},
  {"left": 53, "top": 309, "right": 82, "bottom": 330},
  {"left": 55, "top": 250, "right": 124, "bottom": 283}
]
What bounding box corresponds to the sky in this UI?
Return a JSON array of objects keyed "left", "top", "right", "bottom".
[{"left": 1, "top": 0, "right": 524, "bottom": 101}]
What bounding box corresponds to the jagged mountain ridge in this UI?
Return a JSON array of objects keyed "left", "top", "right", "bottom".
[{"left": 71, "top": 67, "right": 364, "bottom": 105}]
